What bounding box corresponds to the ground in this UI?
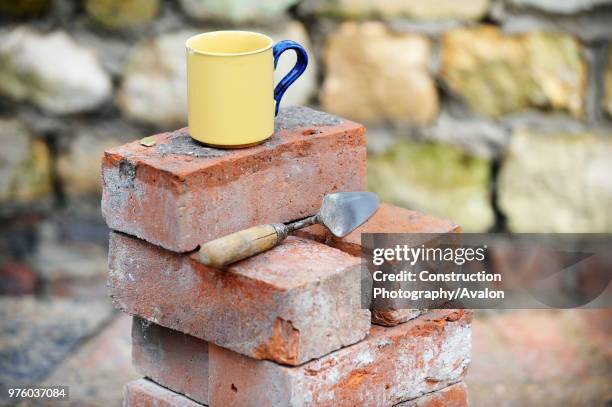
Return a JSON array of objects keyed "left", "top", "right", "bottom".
[{"left": 2, "top": 304, "right": 610, "bottom": 407}]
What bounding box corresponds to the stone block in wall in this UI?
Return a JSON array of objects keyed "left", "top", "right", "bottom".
[
  {"left": 209, "top": 310, "right": 471, "bottom": 407},
  {"left": 605, "top": 45, "right": 612, "bottom": 117},
  {"left": 108, "top": 232, "right": 370, "bottom": 366},
  {"left": 85, "top": 0, "right": 159, "bottom": 29},
  {"left": 321, "top": 22, "right": 438, "bottom": 124},
  {"left": 57, "top": 132, "right": 122, "bottom": 198},
  {"left": 300, "top": 0, "right": 489, "bottom": 21},
  {"left": 428, "top": 113, "right": 510, "bottom": 159},
  {"left": 180, "top": 0, "right": 299, "bottom": 23},
  {"left": 117, "top": 30, "right": 196, "bottom": 128},
  {"left": 117, "top": 22, "right": 314, "bottom": 128},
  {"left": 499, "top": 128, "right": 612, "bottom": 232},
  {"left": 367, "top": 140, "right": 494, "bottom": 232},
  {"left": 505, "top": 0, "right": 612, "bottom": 14},
  {"left": 441, "top": 26, "right": 586, "bottom": 119},
  {"left": 102, "top": 107, "right": 366, "bottom": 252},
  {"left": 0, "top": 28, "right": 111, "bottom": 115},
  {"left": 491, "top": 1, "right": 612, "bottom": 42},
  {"left": 0, "top": 119, "right": 52, "bottom": 207}
]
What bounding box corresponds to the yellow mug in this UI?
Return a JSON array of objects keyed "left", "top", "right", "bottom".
[{"left": 186, "top": 31, "right": 308, "bottom": 147}]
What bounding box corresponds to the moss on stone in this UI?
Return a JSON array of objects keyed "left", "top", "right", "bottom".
[
  {"left": 367, "top": 140, "right": 494, "bottom": 231},
  {"left": 85, "top": 0, "right": 159, "bottom": 29},
  {"left": 441, "top": 26, "right": 586, "bottom": 118},
  {"left": 9, "top": 139, "right": 53, "bottom": 203}
]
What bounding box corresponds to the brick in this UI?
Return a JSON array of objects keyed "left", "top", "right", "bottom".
[
  {"left": 0, "top": 260, "right": 37, "bottom": 295},
  {"left": 108, "top": 232, "right": 370, "bottom": 365},
  {"left": 102, "top": 106, "right": 366, "bottom": 253},
  {"left": 397, "top": 382, "right": 467, "bottom": 407},
  {"left": 209, "top": 310, "right": 472, "bottom": 407},
  {"left": 371, "top": 309, "right": 424, "bottom": 327},
  {"left": 124, "top": 379, "right": 204, "bottom": 407},
  {"left": 295, "top": 203, "right": 458, "bottom": 326},
  {"left": 132, "top": 317, "right": 209, "bottom": 405},
  {"left": 296, "top": 203, "right": 459, "bottom": 257}
]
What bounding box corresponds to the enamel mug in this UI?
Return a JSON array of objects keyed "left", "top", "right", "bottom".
[{"left": 185, "top": 31, "right": 308, "bottom": 147}]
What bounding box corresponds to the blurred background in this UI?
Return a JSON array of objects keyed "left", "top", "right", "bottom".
[{"left": 0, "top": 0, "right": 610, "bottom": 406}]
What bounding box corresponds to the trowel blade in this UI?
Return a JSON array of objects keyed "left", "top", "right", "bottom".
[{"left": 318, "top": 192, "right": 379, "bottom": 237}]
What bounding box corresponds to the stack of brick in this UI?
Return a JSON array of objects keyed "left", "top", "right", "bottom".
[{"left": 101, "top": 107, "right": 472, "bottom": 407}]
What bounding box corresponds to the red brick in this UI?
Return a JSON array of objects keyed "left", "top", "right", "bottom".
[
  {"left": 132, "top": 317, "right": 209, "bottom": 405},
  {"left": 108, "top": 232, "right": 370, "bottom": 365},
  {"left": 124, "top": 379, "right": 204, "bottom": 407},
  {"left": 295, "top": 203, "right": 459, "bottom": 256},
  {"left": 0, "top": 260, "right": 37, "bottom": 295},
  {"left": 296, "top": 203, "right": 459, "bottom": 327},
  {"left": 209, "top": 310, "right": 472, "bottom": 407},
  {"left": 102, "top": 107, "right": 366, "bottom": 253},
  {"left": 397, "top": 382, "right": 467, "bottom": 407},
  {"left": 371, "top": 309, "right": 424, "bottom": 327}
]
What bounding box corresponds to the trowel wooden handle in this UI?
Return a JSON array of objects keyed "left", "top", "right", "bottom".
[{"left": 198, "top": 223, "right": 288, "bottom": 268}]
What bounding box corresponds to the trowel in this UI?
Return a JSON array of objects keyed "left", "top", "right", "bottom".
[{"left": 198, "top": 191, "right": 379, "bottom": 268}]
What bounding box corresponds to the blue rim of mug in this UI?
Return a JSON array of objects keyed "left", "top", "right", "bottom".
[{"left": 185, "top": 31, "right": 274, "bottom": 57}]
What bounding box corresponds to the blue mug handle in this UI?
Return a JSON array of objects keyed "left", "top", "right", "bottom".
[{"left": 273, "top": 40, "right": 308, "bottom": 116}]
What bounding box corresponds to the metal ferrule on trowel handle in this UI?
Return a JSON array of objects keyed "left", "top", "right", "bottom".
[{"left": 197, "top": 192, "right": 379, "bottom": 269}]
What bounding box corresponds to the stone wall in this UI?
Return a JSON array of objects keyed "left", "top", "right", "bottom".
[{"left": 1, "top": 0, "right": 612, "bottom": 278}]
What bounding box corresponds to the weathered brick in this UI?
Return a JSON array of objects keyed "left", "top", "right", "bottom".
[
  {"left": 397, "top": 382, "right": 467, "bottom": 407},
  {"left": 124, "top": 379, "right": 204, "bottom": 407},
  {"left": 209, "top": 310, "right": 472, "bottom": 407},
  {"left": 296, "top": 203, "right": 459, "bottom": 257},
  {"left": 101, "top": 106, "right": 366, "bottom": 253},
  {"left": 296, "top": 203, "right": 459, "bottom": 326},
  {"left": 109, "top": 232, "right": 370, "bottom": 365},
  {"left": 371, "top": 309, "right": 424, "bottom": 328},
  {"left": 132, "top": 317, "right": 209, "bottom": 405}
]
